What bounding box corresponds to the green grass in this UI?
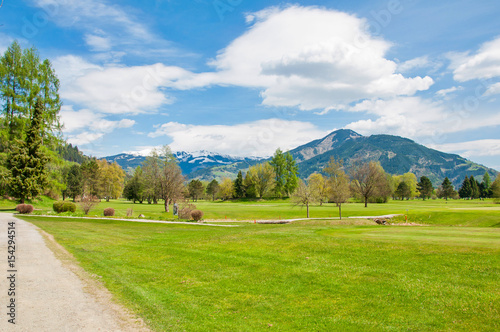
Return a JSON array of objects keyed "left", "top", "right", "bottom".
[
  {"left": 21, "top": 215, "right": 500, "bottom": 331},
  {"left": 8, "top": 196, "right": 500, "bottom": 227}
]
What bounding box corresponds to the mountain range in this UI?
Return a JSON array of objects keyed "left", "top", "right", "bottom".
[{"left": 104, "top": 130, "right": 498, "bottom": 187}]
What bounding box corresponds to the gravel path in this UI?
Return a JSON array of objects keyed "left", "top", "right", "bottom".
[{"left": 0, "top": 213, "right": 150, "bottom": 331}]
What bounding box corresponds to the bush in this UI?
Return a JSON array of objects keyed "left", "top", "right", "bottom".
[
  {"left": 191, "top": 210, "right": 204, "bottom": 221},
  {"left": 179, "top": 203, "right": 196, "bottom": 219},
  {"left": 79, "top": 196, "right": 99, "bottom": 215},
  {"left": 53, "top": 201, "right": 76, "bottom": 213},
  {"left": 103, "top": 208, "right": 115, "bottom": 216},
  {"left": 16, "top": 204, "right": 34, "bottom": 214}
]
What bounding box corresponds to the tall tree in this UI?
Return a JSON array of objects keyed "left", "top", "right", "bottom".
[
  {"left": 7, "top": 99, "right": 48, "bottom": 203},
  {"left": 307, "top": 173, "right": 328, "bottom": 206},
  {"left": 65, "top": 164, "right": 83, "bottom": 202},
  {"left": 395, "top": 181, "right": 411, "bottom": 200},
  {"left": 188, "top": 179, "right": 205, "bottom": 201},
  {"left": 206, "top": 179, "right": 220, "bottom": 201},
  {"left": 246, "top": 162, "right": 275, "bottom": 198},
  {"left": 81, "top": 159, "right": 99, "bottom": 197},
  {"left": 270, "top": 149, "right": 298, "bottom": 197},
  {"left": 458, "top": 176, "right": 472, "bottom": 199},
  {"left": 219, "top": 177, "right": 234, "bottom": 200},
  {"left": 350, "top": 161, "right": 389, "bottom": 207},
  {"left": 417, "top": 176, "right": 433, "bottom": 200},
  {"left": 439, "top": 177, "right": 455, "bottom": 201},
  {"left": 123, "top": 166, "right": 145, "bottom": 203},
  {"left": 233, "top": 170, "right": 245, "bottom": 198},
  {"left": 324, "top": 158, "right": 351, "bottom": 219},
  {"left": 158, "top": 146, "right": 184, "bottom": 212},
  {"left": 97, "top": 159, "right": 125, "bottom": 201},
  {"left": 491, "top": 175, "right": 500, "bottom": 200},
  {"left": 142, "top": 148, "right": 163, "bottom": 204}
]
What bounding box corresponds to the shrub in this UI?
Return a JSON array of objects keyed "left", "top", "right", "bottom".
[
  {"left": 16, "top": 204, "right": 34, "bottom": 214},
  {"left": 191, "top": 210, "right": 204, "bottom": 221},
  {"left": 79, "top": 196, "right": 99, "bottom": 215},
  {"left": 179, "top": 203, "right": 196, "bottom": 219},
  {"left": 53, "top": 201, "right": 76, "bottom": 213},
  {"left": 126, "top": 208, "right": 133, "bottom": 217},
  {"left": 103, "top": 208, "right": 115, "bottom": 216}
]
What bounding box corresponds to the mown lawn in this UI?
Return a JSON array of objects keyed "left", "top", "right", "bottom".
[{"left": 21, "top": 215, "right": 500, "bottom": 331}]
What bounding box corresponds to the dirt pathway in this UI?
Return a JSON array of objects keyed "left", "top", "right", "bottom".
[{"left": 0, "top": 213, "right": 150, "bottom": 331}]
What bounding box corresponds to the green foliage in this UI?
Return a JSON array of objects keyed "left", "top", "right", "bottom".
[
  {"left": 233, "top": 170, "right": 245, "bottom": 198},
  {"left": 123, "top": 166, "right": 145, "bottom": 203},
  {"left": 53, "top": 201, "right": 77, "bottom": 213},
  {"left": 459, "top": 176, "right": 472, "bottom": 199},
  {"left": 15, "top": 203, "right": 34, "bottom": 214},
  {"left": 57, "top": 143, "right": 89, "bottom": 164},
  {"left": 7, "top": 99, "right": 49, "bottom": 203},
  {"left": 395, "top": 181, "right": 411, "bottom": 200},
  {"left": 438, "top": 177, "right": 456, "bottom": 200},
  {"left": 188, "top": 179, "right": 205, "bottom": 201},
  {"left": 417, "top": 176, "right": 433, "bottom": 200},
  {"left": 270, "top": 148, "right": 299, "bottom": 197},
  {"left": 206, "top": 179, "right": 220, "bottom": 201},
  {"left": 65, "top": 164, "right": 83, "bottom": 201}
]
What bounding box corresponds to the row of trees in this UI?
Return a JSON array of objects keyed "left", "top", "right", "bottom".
[{"left": 457, "top": 174, "right": 496, "bottom": 199}]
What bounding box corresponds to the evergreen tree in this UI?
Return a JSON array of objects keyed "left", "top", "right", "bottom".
[
  {"left": 458, "top": 176, "right": 472, "bottom": 199},
  {"left": 417, "top": 176, "right": 433, "bottom": 200},
  {"left": 469, "top": 176, "right": 480, "bottom": 199},
  {"left": 270, "top": 149, "right": 299, "bottom": 197},
  {"left": 395, "top": 181, "right": 411, "bottom": 200},
  {"left": 7, "top": 99, "right": 49, "bottom": 203},
  {"left": 284, "top": 152, "right": 299, "bottom": 196},
  {"left": 481, "top": 172, "right": 492, "bottom": 198},
  {"left": 65, "top": 164, "right": 83, "bottom": 202},
  {"left": 440, "top": 177, "right": 455, "bottom": 201},
  {"left": 233, "top": 170, "right": 245, "bottom": 198},
  {"left": 188, "top": 179, "right": 205, "bottom": 201}
]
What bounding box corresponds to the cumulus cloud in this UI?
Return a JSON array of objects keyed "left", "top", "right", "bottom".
[
  {"left": 429, "top": 140, "right": 500, "bottom": 158},
  {"left": 53, "top": 56, "right": 192, "bottom": 114},
  {"left": 345, "top": 97, "right": 500, "bottom": 142},
  {"left": 176, "top": 5, "right": 433, "bottom": 111},
  {"left": 148, "top": 119, "right": 329, "bottom": 157},
  {"left": 451, "top": 36, "right": 500, "bottom": 82},
  {"left": 484, "top": 82, "right": 500, "bottom": 96},
  {"left": 67, "top": 132, "right": 105, "bottom": 146}
]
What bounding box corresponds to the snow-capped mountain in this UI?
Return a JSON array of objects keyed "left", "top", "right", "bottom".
[{"left": 104, "top": 151, "right": 264, "bottom": 175}]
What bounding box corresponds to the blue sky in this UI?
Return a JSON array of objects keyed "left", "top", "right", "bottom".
[{"left": 1, "top": 0, "right": 500, "bottom": 170}]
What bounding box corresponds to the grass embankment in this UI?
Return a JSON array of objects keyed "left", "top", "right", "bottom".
[{"left": 21, "top": 215, "right": 500, "bottom": 331}]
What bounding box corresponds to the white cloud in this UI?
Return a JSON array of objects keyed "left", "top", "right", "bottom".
[
  {"left": 53, "top": 56, "right": 192, "bottom": 114},
  {"left": 429, "top": 140, "right": 500, "bottom": 158},
  {"left": 148, "top": 119, "right": 329, "bottom": 157},
  {"left": 451, "top": 37, "right": 500, "bottom": 82},
  {"left": 345, "top": 97, "right": 500, "bottom": 142},
  {"left": 484, "top": 82, "right": 500, "bottom": 96},
  {"left": 67, "top": 132, "right": 105, "bottom": 146},
  {"left": 176, "top": 6, "right": 433, "bottom": 111},
  {"left": 398, "top": 56, "right": 430, "bottom": 72},
  {"left": 436, "top": 86, "right": 463, "bottom": 98},
  {"left": 84, "top": 33, "right": 112, "bottom": 52}
]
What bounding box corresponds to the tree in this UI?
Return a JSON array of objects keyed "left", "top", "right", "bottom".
[
  {"left": 1, "top": 41, "right": 61, "bottom": 144},
  {"left": 324, "top": 158, "right": 351, "bottom": 219},
  {"left": 81, "top": 159, "right": 99, "bottom": 196},
  {"left": 458, "top": 176, "right": 472, "bottom": 199},
  {"left": 158, "top": 146, "right": 184, "bottom": 212},
  {"left": 206, "top": 179, "right": 220, "bottom": 201},
  {"left": 491, "top": 175, "right": 500, "bottom": 200},
  {"left": 96, "top": 160, "right": 125, "bottom": 201},
  {"left": 123, "top": 166, "right": 145, "bottom": 203},
  {"left": 469, "top": 176, "right": 480, "bottom": 199},
  {"left": 395, "top": 181, "right": 411, "bottom": 200},
  {"left": 417, "top": 176, "right": 433, "bottom": 200},
  {"left": 438, "top": 177, "right": 455, "bottom": 201},
  {"left": 350, "top": 161, "right": 389, "bottom": 207},
  {"left": 7, "top": 98, "right": 48, "bottom": 203},
  {"left": 188, "top": 179, "right": 205, "bottom": 201},
  {"left": 292, "top": 180, "right": 317, "bottom": 218},
  {"left": 141, "top": 148, "right": 163, "bottom": 204},
  {"left": 233, "top": 170, "right": 245, "bottom": 198},
  {"left": 219, "top": 177, "right": 234, "bottom": 200},
  {"left": 65, "top": 164, "right": 83, "bottom": 202},
  {"left": 307, "top": 173, "right": 328, "bottom": 206},
  {"left": 246, "top": 162, "right": 275, "bottom": 198},
  {"left": 270, "top": 148, "right": 299, "bottom": 197}
]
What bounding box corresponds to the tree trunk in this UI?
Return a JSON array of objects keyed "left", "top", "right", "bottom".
[
  {"left": 164, "top": 198, "right": 170, "bottom": 212},
  {"left": 339, "top": 204, "right": 342, "bottom": 220},
  {"left": 364, "top": 196, "right": 368, "bottom": 208},
  {"left": 306, "top": 203, "right": 309, "bottom": 218}
]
